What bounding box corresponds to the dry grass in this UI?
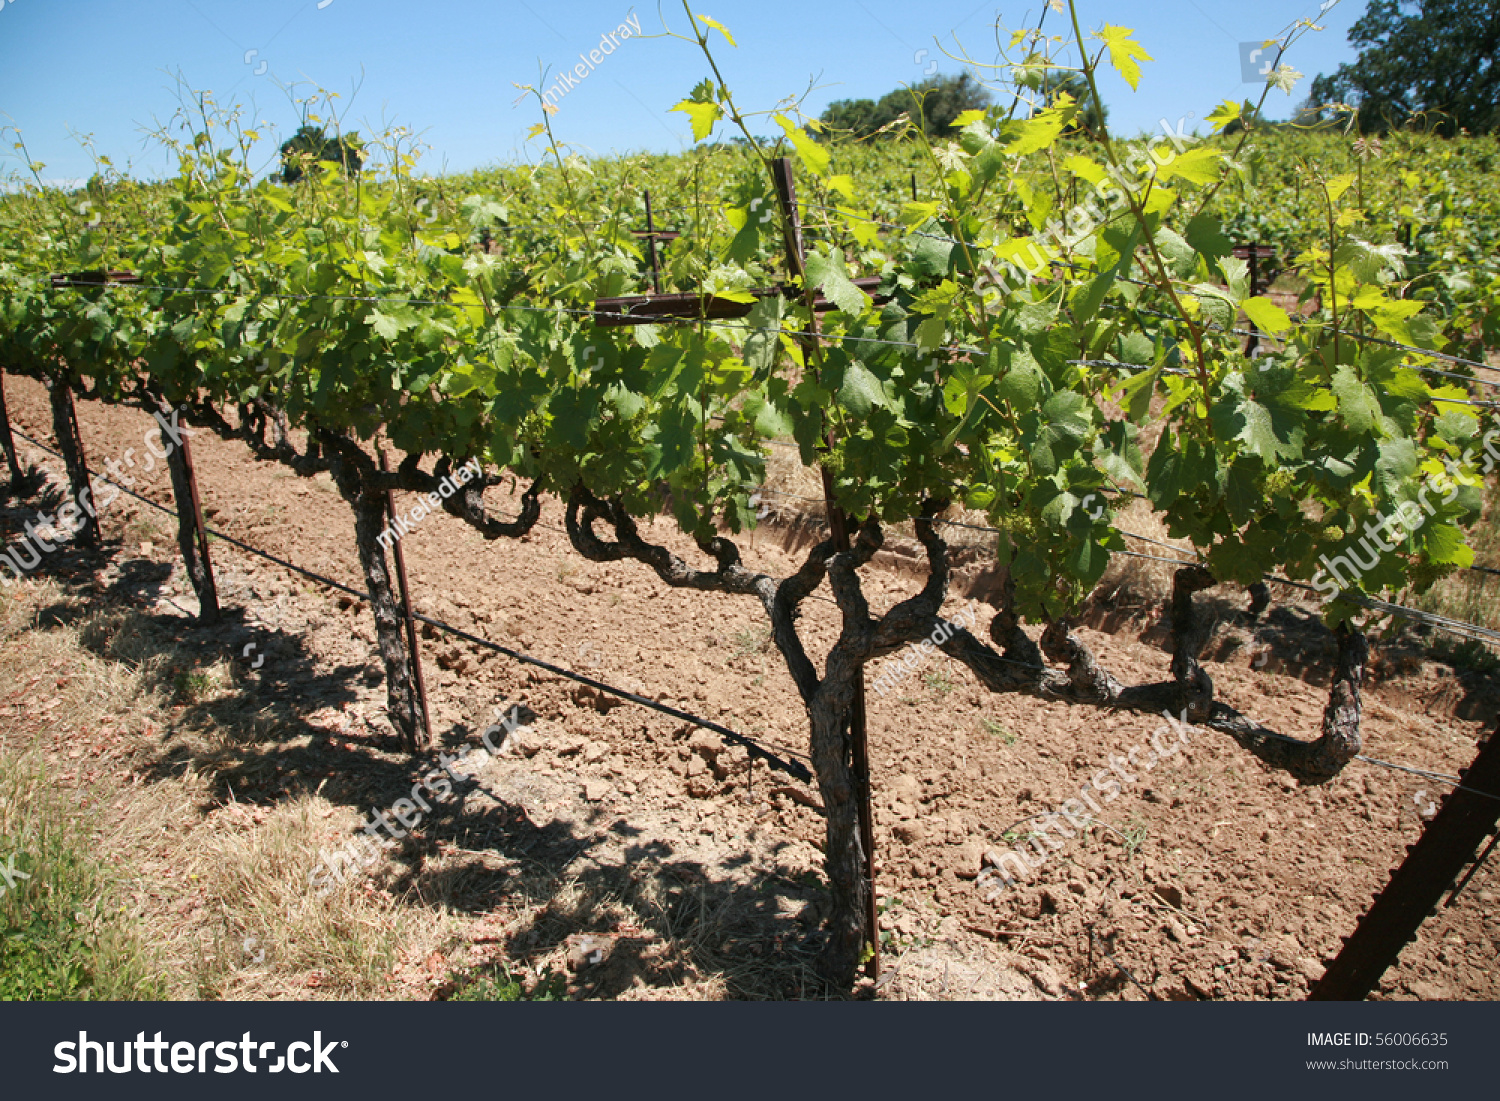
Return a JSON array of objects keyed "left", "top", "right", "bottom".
[
  {"left": 0, "top": 576, "right": 453, "bottom": 999},
  {"left": 0, "top": 568, "right": 830, "bottom": 1001},
  {"left": 1092, "top": 496, "right": 1197, "bottom": 609},
  {"left": 0, "top": 743, "right": 163, "bottom": 999}
]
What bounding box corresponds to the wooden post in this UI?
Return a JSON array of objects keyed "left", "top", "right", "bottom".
[
  {"left": 160, "top": 402, "right": 220, "bottom": 623},
  {"left": 772, "top": 156, "right": 880, "bottom": 980},
  {"left": 0, "top": 368, "right": 26, "bottom": 486},
  {"left": 378, "top": 447, "right": 433, "bottom": 749}
]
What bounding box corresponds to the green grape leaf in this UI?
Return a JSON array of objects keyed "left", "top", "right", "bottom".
[
  {"left": 673, "top": 99, "right": 723, "bottom": 142},
  {"left": 1041, "top": 390, "right": 1091, "bottom": 441},
  {"left": 695, "top": 13, "right": 737, "bottom": 46},
  {"left": 1185, "top": 213, "right": 1234, "bottom": 260},
  {"left": 1112, "top": 364, "right": 1160, "bottom": 422},
  {"left": 1224, "top": 458, "right": 1261, "bottom": 526},
  {"left": 1009, "top": 94, "right": 1077, "bottom": 156},
  {"left": 1434, "top": 409, "right": 1479, "bottom": 443},
  {"left": 1331, "top": 366, "right": 1382, "bottom": 434},
  {"left": 649, "top": 402, "right": 699, "bottom": 477},
  {"left": 774, "top": 114, "right": 830, "bottom": 177},
  {"left": 838, "top": 361, "right": 887, "bottom": 417},
  {"left": 1156, "top": 146, "right": 1222, "bottom": 187},
  {"left": 1153, "top": 227, "right": 1196, "bottom": 279},
  {"left": 1242, "top": 296, "right": 1292, "bottom": 334},
  {"left": 1096, "top": 25, "right": 1153, "bottom": 90},
  {"left": 1420, "top": 521, "right": 1473, "bottom": 568},
  {"left": 1205, "top": 100, "right": 1243, "bottom": 133},
  {"left": 605, "top": 383, "right": 646, "bottom": 421},
  {"left": 742, "top": 296, "right": 784, "bottom": 374},
  {"left": 1118, "top": 331, "right": 1154, "bottom": 366},
  {"left": 994, "top": 348, "right": 1045, "bottom": 412},
  {"left": 1145, "top": 429, "right": 1184, "bottom": 508},
  {"left": 549, "top": 385, "right": 600, "bottom": 451},
  {"left": 1238, "top": 398, "right": 1304, "bottom": 462},
  {"left": 805, "top": 248, "right": 871, "bottom": 316},
  {"left": 753, "top": 399, "right": 794, "bottom": 439},
  {"left": 1375, "top": 438, "right": 1418, "bottom": 497}
]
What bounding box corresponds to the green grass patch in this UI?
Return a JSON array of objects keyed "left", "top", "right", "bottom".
[
  {"left": 0, "top": 754, "right": 162, "bottom": 1000},
  {"left": 449, "top": 964, "right": 568, "bottom": 1002}
]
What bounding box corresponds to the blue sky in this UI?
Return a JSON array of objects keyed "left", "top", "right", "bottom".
[{"left": 0, "top": 0, "right": 1365, "bottom": 184}]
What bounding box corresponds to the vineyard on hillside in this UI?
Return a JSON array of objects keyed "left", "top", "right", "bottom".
[{"left": 2, "top": 3, "right": 1498, "bottom": 996}]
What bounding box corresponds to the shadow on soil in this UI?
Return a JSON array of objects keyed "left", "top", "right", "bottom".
[{"left": 4, "top": 467, "right": 835, "bottom": 1000}]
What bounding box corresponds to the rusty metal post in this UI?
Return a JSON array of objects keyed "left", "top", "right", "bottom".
[
  {"left": 1310, "top": 722, "right": 1500, "bottom": 1000},
  {"left": 1244, "top": 242, "right": 1263, "bottom": 357},
  {"left": 161, "top": 401, "right": 220, "bottom": 623},
  {"left": 772, "top": 155, "right": 880, "bottom": 980},
  {"left": 49, "top": 378, "right": 100, "bottom": 547},
  {"left": 643, "top": 190, "right": 662, "bottom": 294},
  {"left": 378, "top": 447, "right": 433, "bottom": 747}
]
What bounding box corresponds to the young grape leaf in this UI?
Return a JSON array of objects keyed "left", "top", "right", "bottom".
[
  {"left": 673, "top": 99, "right": 723, "bottom": 142},
  {"left": 773, "top": 114, "right": 830, "bottom": 177},
  {"left": 1242, "top": 296, "right": 1292, "bottom": 334},
  {"left": 1009, "top": 94, "right": 1077, "bottom": 156},
  {"left": 1095, "top": 25, "right": 1153, "bottom": 90},
  {"left": 1156, "top": 146, "right": 1222, "bottom": 187},
  {"left": 1204, "top": 100, "right": 1243, "bottom": 133},
  {"left": 695, "top": 13, "right": 737, "bottom": 46}
]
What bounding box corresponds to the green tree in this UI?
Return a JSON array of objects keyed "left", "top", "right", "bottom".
[
  {"left": 819, "top": 73, "right": 992, "bottom": 140},
  {"left": 1308, "top": 0, "right": 1500, "bottom": 134},
  {"left": 901, "top": 72, "right": 992, "bottom": 136},
  {"left": 276, "top": 124, "right": 365, "bottom": 183},
  {"left": 818, "top": 97, "right": 883, "bottom": 139}
]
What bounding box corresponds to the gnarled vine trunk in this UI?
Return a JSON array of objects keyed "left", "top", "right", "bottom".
[
  {"left": 0, "top": 369, "right": 25, "bottom": 487},
  {"left": 562, "top": 489, "right": 1372, "bottom": 993},
  {"left": 331, "top": 456, "right": 425, "bottom": 753},
  {"left": 807, "top": 664, "right": 870, "bottom": 988}
]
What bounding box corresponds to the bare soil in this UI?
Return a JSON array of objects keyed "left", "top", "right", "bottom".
[{"left": 2, "top": 373, "right": 1497, "bottom": 1001}]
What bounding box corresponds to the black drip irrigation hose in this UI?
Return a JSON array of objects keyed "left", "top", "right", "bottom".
[
  {"left": 10, "top": 423, "right": 1494, "bottom": 798},
  {"left": 6, "top": 427, "right": 813, "bottom": 785}
]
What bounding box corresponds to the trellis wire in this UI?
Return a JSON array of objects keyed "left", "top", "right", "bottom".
[
  {"left": 10, "top": 423, "right": 1494, "bottom": 801},
  {"left": 739, "top": 489, "right": 1497, "bottom": 797},
  {"left": 6, "top": 426, "right": 812, "bottom": 783}
]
